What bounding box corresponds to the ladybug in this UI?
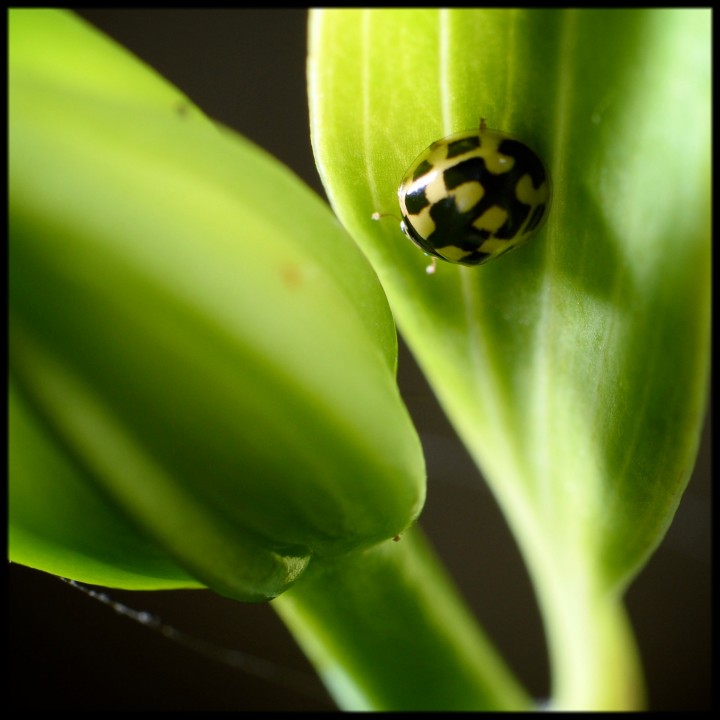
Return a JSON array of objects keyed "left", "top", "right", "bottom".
[{"left": 398, "top": 120, "right": 551, "bottom": 266}]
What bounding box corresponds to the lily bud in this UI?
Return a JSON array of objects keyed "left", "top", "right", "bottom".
[{"left": 9, "top": 9, "right": 425, "bottom": 602}]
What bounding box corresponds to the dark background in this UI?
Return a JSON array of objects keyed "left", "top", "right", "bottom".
[{"left": 9, "top": 9, "right": 711, "bottom": 712}]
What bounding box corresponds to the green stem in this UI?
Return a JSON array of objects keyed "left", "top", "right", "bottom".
[
  {"left": 528, "top": 551, "right": 645, "bottom": 711},
  {"left": 442, "top": 403, "right": 646, "bottom": 709},
  {"left": 273, "top": 525, "right": 531, "bottom": 711}
]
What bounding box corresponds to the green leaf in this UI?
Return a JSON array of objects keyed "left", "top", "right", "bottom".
[
  {"left": 10, "top": 380, "right": 203, "bottom": 589},
  {"left": 309, "top": 8, "right": 710, "bottom": 709},
  {"left": 10, "top": 9, "right": 425, "bottom": 601}
]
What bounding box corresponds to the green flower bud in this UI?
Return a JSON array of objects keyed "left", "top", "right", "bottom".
[{"left": 9, "top": 9, "right": 425, "bottom": 602}]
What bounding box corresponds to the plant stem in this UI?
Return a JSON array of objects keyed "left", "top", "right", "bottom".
[
  {"left": 273, "top": 525, "right": 531, "bottom": 711},
  {"left": 529, "top": 551, "right": 645, "bottom": 711}
]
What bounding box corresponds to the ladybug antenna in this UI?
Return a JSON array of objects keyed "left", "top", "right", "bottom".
[{"left": 371, "top": 211, "right": 401, "bottom": 223}]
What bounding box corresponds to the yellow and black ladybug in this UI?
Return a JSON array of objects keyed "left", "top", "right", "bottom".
[{"left": 398, "top": 120, "right": 551, "bottom": 266}]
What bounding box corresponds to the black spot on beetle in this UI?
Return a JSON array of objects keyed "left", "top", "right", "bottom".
[
  {"left": 446, "top": 136, "right": 481, "bottom": 159},
  {"left": 404, "top": 185, "right": 430, "bottom": 215},
  {"left": 411, "top": 159, "right": 435, "bottom": 182}
]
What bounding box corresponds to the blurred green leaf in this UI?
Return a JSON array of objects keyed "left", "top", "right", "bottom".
[
  {"left": 10, "top": 9, "right": 425, "bottom": 602},
  {"left": 309, "top": 8, "right": 710, "bottom": 709},
  {"left": 10, "top": 380, "right": 203, "bottom": 589}
]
